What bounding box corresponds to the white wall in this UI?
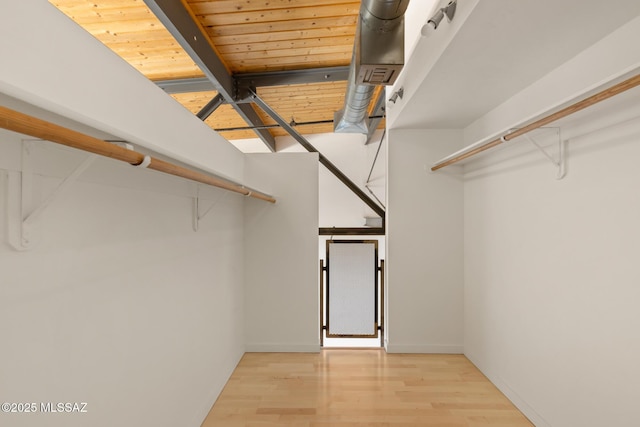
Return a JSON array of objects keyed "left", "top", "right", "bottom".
[
  {"left": 386, "top": 0, "right": 480, "bottom": 128},
  {"left": 0, "top": 132, "right": 245, "bottom": 427},
  {"left": 386, "top": 129, "right": 464, "bottom": 353},
  {"left": 0, "top": 0, "right": 244, "bottom": 182},
  {"left": 0, "top": 2, "right": 274, "bottom": 421},
  {"left": 463, "top": 93, "right": 640, "bottom": 427},
  {"left": 243, "top": 153, "right": 320, "bottom": 352},
  {"left": 463, "top": 14, "right": 640, "bottom": 147},
  {"left": 403, "top": 0, "right": 439, "bottom": 59},
  {"left": 276, "top": 131, "right": 387, "bottom": 348},
  {"left": 456, "top": 13, "right": 640, "bottom": 424},
  {"left": 278, "top": 131, "right": 385, "bottom": 228}
]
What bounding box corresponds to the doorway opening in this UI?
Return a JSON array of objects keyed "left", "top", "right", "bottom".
[{"left": 320, "top": 239, "right": 384, "bottom": 348}]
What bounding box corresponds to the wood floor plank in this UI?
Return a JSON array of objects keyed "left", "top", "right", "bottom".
[{"left": 201, "top": 350, "right": 532, "bottom": 426}]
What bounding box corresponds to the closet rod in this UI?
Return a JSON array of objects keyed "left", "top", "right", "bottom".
[
  {"left": 0, "top": 106, "right": 276, "bottom": 203},
  {"left": 431, "top": 73, "right": 640, "bottom": 171}
]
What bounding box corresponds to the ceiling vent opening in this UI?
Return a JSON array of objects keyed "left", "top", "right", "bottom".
[{"left": 359, "top": 67, "right": 399, "bottom": 85}]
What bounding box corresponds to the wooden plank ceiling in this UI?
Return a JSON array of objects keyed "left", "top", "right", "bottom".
[{"left": 51, "top": 0, "right": 385, "bottom": 142}]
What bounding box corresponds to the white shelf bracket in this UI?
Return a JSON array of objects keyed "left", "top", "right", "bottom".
[
  {"left": 192, "top": 189, "right": 228, "bottom": 232},
  {"left": 523, "top": 131, "right": 566, "bottom": 180},
  {"left": 6, "top": 141, "right": 96, "bottom": 250}
]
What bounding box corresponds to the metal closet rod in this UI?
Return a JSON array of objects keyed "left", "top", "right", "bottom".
[
  {"left": 431, "top": 73, "right": 640, "bottom": 171},
  {"left": 0, "top": 106, "right": 276, "bottom": 203}
]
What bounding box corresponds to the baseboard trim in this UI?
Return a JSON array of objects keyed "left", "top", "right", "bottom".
[
  {"left": 385, "top": 344, "right": 464, "bottom": 354},
  {"left": 193, "top": 349, "right": 244, "bottom": 427},
  {"left": 465, "top": 351, "right": 551, "bottom": 427},
  {"left": 245, "top": 344, "right": 321, "bottom": 353}
]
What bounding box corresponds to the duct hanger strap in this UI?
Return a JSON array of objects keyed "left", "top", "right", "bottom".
[
  {"left": 361, "top": 0, "right": 410, "bottom": 23},
  {"left": 360, "top": 0, "right": 409, "bottom": 33},
  {"left": 361, "top": 11, "right": 404, "bottom": 33}
]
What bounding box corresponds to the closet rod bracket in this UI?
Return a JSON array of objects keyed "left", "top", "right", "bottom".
[
  {"left": 523, "top": 130, "right": 566, "bottom": 180},
  {"left": 6, "top": 141, "right": 96, "bottom": 251},
  {"left": 192, "top": 189, "right": 228, "bottom": 232}
]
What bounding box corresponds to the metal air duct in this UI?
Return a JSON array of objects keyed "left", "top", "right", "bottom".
[{"left": 334, "top": 0, "right": 409, "bottom": 133}]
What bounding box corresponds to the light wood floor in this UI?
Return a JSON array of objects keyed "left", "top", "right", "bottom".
[{"left": 201, "top": 349, "right": 532, "bottom": 426}]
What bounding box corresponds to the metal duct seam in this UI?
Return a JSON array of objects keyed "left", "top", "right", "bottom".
[{"left": 361, "top": 0, "right": 408, "bottom": 32}]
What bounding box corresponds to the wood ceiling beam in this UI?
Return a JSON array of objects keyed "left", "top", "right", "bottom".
[{"left": 143, "top": 0, "right": 276, "bottom": 152}]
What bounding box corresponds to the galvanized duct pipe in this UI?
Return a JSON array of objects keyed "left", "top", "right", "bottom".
[
  {"left": 333, "top": 56, "right": 376, "bottom": 133},
  {"left": 334, "top": 0, "right": 409, "bottom": 133}
]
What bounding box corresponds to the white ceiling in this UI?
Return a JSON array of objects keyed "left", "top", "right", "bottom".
[{"left": 391, "top": 0, "right": 640, "bottom": 130}]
